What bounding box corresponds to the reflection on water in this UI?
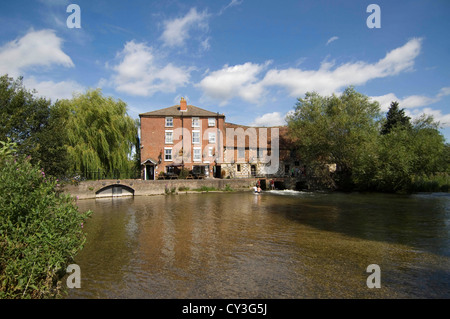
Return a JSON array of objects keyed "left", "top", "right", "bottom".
[{"left": 67, "top": 191, "right": 450, "bottom": 299}]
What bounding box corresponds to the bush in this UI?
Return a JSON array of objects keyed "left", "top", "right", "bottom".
[{"left": 0, "top": 141, "right": 91, "bottom": 299}]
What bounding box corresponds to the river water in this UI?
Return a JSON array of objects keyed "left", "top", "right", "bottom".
[{"left": 67, "top": 190, "right": 450, "bottom": 299}]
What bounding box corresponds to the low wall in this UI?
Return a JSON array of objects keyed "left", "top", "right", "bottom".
[{"left": 62, "top": 178, "right": 260, "bottom": 200}]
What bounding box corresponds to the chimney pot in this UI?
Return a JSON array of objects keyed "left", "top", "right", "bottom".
[{"left": 180, "top": 97, "right": 187, "bottom": 111}]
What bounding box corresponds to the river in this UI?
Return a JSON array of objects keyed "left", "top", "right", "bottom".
[{"left": 67, "top": 190, "right": 450, "bottom": 299}]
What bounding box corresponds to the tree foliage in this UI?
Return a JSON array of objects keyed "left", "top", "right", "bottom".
[
  {"left": 0, "top": 74, "right": 67, "bottom": 175},
  {"left": 0, "top": 140, "right": 91, "bottom": 298},
  {"left": 287, "top": 87, "right": 381, "bottom": 190},
  {"left": 56, "top": 89, "right": 138, "bottom": 175},
  {"left": 381, "top": 101, "right": 412, "bottom": 135},
  {"left": 288, "top": 87, "right": 448, "bottom": 192}
]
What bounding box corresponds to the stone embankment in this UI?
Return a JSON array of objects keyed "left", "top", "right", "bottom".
[{"left": 62, "top": 178, "right": 260, "bottom": 200}]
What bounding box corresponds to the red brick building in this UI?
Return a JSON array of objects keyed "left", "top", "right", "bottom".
[
  {"left": 139, "top": 98, "right": 225, "bottom": 180},
  {"left": 139, "top": 98, "right": 300, "bottom": 180}
]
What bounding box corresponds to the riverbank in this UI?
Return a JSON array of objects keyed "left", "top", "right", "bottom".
[{"left": 62, "top": 178, "right": 260, "bottom": 200}]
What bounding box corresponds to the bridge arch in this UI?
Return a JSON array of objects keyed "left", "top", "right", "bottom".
[{"left": 95, "top": 184, "right": 135, "bottom": 198}]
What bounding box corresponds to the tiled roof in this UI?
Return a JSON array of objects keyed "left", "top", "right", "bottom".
[{"left": 140, "top": 104, "right": 225, "bottom": 118}]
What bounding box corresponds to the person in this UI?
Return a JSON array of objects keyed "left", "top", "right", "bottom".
[
  {"left": 270, "top": 179, "right": 275, "bottom": 190},
  {"left": 257, "top": 186, "right": 261, "bottom": 193}
]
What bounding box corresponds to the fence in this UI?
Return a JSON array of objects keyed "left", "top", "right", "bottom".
[{"left": 62, "top": 168, "right": 140, "bottom": 182}]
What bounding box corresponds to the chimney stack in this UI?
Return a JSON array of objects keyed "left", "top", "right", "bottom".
[{"left": 180, "top": 97, "right": 187, "bottom": 111}]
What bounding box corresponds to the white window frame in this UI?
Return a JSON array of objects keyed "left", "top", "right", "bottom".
[
  {"left": 165, "top": 130, "right": 173, "bottom": 144},
  {"left": 208, "top": 146, "right": 214, "bottom": 157},
  {"left": 208, "top": 118, "right": 215, "bottom": 127},
  {"left": 208, "top": 132, "right": 216, "bottom": 144},
  {"left": 193, "top": 147, "right": 202, "bottom": 162},
  {"left": 164, "top": 147, "right": 172, "bottom": 161},
  {"left": 165, "top": 117, "right": 173, "bottom": 127},
  {"left": 192, "top": 117, "right": 200, "bottom": 128},
  {"left": 192, "top": 130, "right": 200, "bottom": 144}
]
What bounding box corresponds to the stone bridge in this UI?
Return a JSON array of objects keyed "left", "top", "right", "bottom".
[{"left": 62, "top": 178, "right": 261, "bottom": 200}]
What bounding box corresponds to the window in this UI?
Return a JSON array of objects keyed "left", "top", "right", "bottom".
[
  {"left": 208, "top": 118, "right": 215, "bottom": 127},
  {"left": 208, "top": 147, "right": 214, "bottom": 157},
  {"left": 192, "top": 130, "right": 200, "bottom": 144},
  {"left": 208, "top": 132, "right": 216, "bottom": 144},
  {"left": 165, "top": 117, "right": 173, "bottom": 127},
  {"left": 192, "top": 117, "right": 200, "bottom": 127},
  {"left": 237, "top": 164, "right": 241, "bottom": 172},
  {"left": 193, "top": 147, "right": 202, "bottom": 162},
  {"left": 258, "top": 148, "right": 264, "bottom": 159},
  {"left": 285, "top": 165, "right": 290, "bottom": 175},
  {"left": 164, "top": 148, "right": 172, "bottom": 161},
  {"left": 238, "top": 147, "right": 245, "bottom": 159},
  {"left": 165, "top": 130, "right": 173, "bottom": 144}
]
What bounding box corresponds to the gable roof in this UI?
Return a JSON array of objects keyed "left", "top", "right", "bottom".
[{"left": 140, "top": 104, "right": 225, "bottom": 118}]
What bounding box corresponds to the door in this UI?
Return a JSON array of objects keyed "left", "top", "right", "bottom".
[
  {"left": 214, "top": 165, "right": 221, "bottom": 178},
  {"left": 146, "top": 165, "right": 155, "bottom": 180}
]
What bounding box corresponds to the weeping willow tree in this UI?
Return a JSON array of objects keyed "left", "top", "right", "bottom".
[{"left": 56, "top": 89, "right": 138, "bottom": 177}]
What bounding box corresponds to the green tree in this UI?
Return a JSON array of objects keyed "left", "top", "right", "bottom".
[
  {"left": 0, "top": 74, "right": 69, "bottom": 177},
  {"left": 58, "top": 89, "right": 138, "bottom": 176},
  {"left": 287, "top": 87, "right": 381, "bottom": 190},
  {"left": 373, "top": 114, "right": 446, "bottom": 192},
  {"left": 381, "top": 101, "right": 411, "bottom": 135},
  {"left": 0, "top": 140, "right": 91, "bottom": 298}
]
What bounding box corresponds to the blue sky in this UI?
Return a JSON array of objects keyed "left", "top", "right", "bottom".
[{"left": 1, "top": 0, "right": 449, "bottom": 141}]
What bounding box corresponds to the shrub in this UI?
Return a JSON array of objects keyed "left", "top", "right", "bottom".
[{"left": 0, "top": 141, "right": 91, "bottom": 299}]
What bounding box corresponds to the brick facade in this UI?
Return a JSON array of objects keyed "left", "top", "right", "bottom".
[{"left": 139, "top": 98, "right": 301, "bottom": 180}]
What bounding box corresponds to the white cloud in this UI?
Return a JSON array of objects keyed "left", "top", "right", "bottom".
[
  {"left": 198, "top": 38, "right": 423, "bottom": 104},
  {"left": 219, "top": 0, "right": 243, "bottom": 15},
  {"left": 109, "top": 41, "right": 191, "bottom": 96},
  {"left": 437, "top": 87, "right": 450, "bottom": 98},
  {"left": 24, "top": 76, "right": 85, "bottom": 101},
  {"left": 406, "top": 108, "right": 450, "bottom": 128},
  {"left": 160, "top": 8, "right": 210, "bottom": 48},
  {"left": 370, "top": 86, "right": 450, "bottom": 112},
  {"left": 0, "top": 29, "right": 74, "bottom": 77},
  {"left": 262, "top": 38, "right": 423, "bottom": 97},
  {"left": 250, "top": 112, "right": 286, "bottom": 127},
  {"left": 198, "top": 61, "right": 271, "bottom": 105},
  {"left": 370, "top": 87, "right": 450, "bottom": 128},
  {"left": 326, "top": 36, "right": 339, "bottom": 45}
]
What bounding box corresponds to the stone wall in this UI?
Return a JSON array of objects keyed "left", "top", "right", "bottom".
[{"left": 62, "top": 178, "right": 260, "bottom": 200}]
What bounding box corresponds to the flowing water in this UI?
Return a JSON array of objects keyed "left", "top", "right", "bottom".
[{"left": 67, "top": 190, "right": 450, "bottom": 299}]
